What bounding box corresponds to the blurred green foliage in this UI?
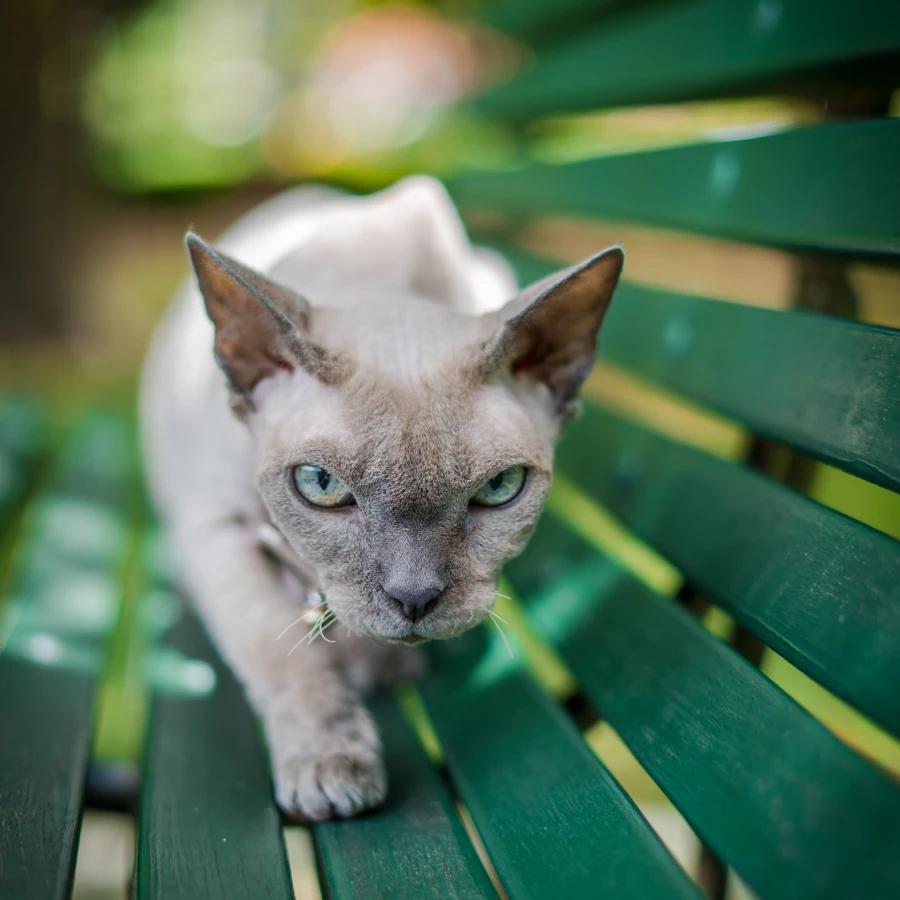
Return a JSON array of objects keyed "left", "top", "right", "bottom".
[{"left": 81, "top": 0, "right": 516, "bottom": 193}]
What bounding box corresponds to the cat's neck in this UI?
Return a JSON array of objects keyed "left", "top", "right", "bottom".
[{"left": 256, "top": 522, "right": 322, "bottom": 596}]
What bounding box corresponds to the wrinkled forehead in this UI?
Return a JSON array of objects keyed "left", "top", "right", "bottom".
[
  {"left": 259, "top": 369, "right": 550, "bottom": 513},
  {"left": 340, "top": 379, "right": 503, "bottom": 493},
  {"left": 311, "top": 296, "right": 490, "bottom": 383}
]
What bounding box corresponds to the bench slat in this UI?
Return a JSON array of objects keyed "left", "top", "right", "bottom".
[
  {"left": 555, "top": 406, "right": 900, "bottom": 737},
  {"left": 454, "top": 120, "right": 900, "bottom": 257},
  {"left": 600, "top": 287, "right": 900, "bottom": 490},
  {"left": 420, "top": 634, "right": 703, "bottom": 900},
  {"left": 136, "top": 607, "right": 294, "bottom": 900},
  {"left": 0, "top": 398, "right": 44, "bottom": 527},
  {"left": 481, "top": 0, "right": 615, "bottom": 41},
  {"left": 478, "top": 0, "right": 900, "bottom": 118},
  {"left": 0, "top": 414, "right": 131, "bottom": 900},
  {"left": 494, "top": 244, "right": 900, "bottom": 491},
  {"left": 505, "top": 516, "right": 900, "bottom": 899},
  {"left": 315, "top": 696, "right": 496, "bottom": 900}
]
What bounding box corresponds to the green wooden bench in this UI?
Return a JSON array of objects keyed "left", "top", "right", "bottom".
[{"left": 2, "top": 1, "right": 900, "bottom": 897}]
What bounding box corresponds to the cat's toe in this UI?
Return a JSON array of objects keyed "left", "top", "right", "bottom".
[
  {"left": 275, "top": 752, "right": 387, "bottom": 821},
  {"left": 316, "top": 753, "right": 387, "bottom": 817}
]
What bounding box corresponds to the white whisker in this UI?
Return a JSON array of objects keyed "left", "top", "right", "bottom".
[
  {"left": 313, "top": 611, "right": 338, "bottom": 645},
  {"left": 288, "top": 611, "right": 333, "bottom": 655},
  {"left": 493, "top": 591, "right": 511, "bottom": 600},
  {"left": 488, "top": 609, "right": 510, "bottom": 627},
  {"left": 278, "top": 616, "right": 307, "bottom": 639},
  {"left": 278, "top": 602, "right": 327, "bottom": 640},
  {"left": 307, "top": 613, "right": 331, "bottom": 647},
  {"left": 489, "top": 614, "right": 514, "bottom": 659}
]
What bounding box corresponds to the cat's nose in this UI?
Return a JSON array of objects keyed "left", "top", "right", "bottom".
[{"left": 387, "top": 585, "right": 442, "bottom": 622}]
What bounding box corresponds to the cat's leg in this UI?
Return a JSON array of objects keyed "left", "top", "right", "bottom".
[{"left": 177, "top": 516, "right": 385, "bottom": 820}]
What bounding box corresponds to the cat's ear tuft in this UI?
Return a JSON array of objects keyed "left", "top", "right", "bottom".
[
  {"left": 479, "top": 246, "right": 624, "bottom": 419},
  {"left": 185, "top": 233, "right": 347, "bottom": 409}
]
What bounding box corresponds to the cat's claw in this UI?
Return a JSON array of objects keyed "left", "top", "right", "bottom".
[{"left": 275, "top": 751, "right": 387, "bottom": 821}]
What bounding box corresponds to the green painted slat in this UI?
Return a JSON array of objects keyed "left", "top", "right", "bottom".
[
  {"left": 420, "top": 633, "right": 703, "bottom": 900},
  {"left": 136, "top": 606, "right": 293, "bottom": 900},
  {"left": 601, "top": 287, "right": 900, "bottom": 490},
  {"left": 477, "top": 0, "right": 900, "bottom": 118},
  {"left": 555, "top": 406, "right": 900, "bottom": 737},
  {"left": 315, "top": 696, "right": 496, "bottom": 900},
  {"left": 481, "top": 0, "right": 620, "bottom": 41},
  {"left": 0, "top": 397, "right": 45, "bottom": 463},
  {"left": 0, "top": 397, "right": 45, "bottom": 528},
  {"left": 505, "top": 516, "right": 900, "bottom": 899},
  {"left": 453, "top": 119, "right": 900, "bottom": 257},
  {"left": 493, "top": 244, "right": 900, "bottom": 491},
  {"left": 0, "top": 414, "right": 132, "bottom": 900}
]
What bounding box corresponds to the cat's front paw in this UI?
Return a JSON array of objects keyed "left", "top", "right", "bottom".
[
  {"left": 274, "top": 751, "right": 387, "bottom": 821},
  {"left": 269, "top": 702, "right": 386, "bottom": 820}
]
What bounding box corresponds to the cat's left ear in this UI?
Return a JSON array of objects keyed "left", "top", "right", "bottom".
[{"left": 479, "top": 246, "right": 624, "bottom": 419}]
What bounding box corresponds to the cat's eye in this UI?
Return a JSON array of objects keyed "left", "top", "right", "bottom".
[
  {"left": 292, "top": 465, "right": 354, "bottom": 508},
  {"left": 471, "top": 466, "right": 526, "bottom": 507}
]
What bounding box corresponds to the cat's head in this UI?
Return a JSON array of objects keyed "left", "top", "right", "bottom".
[{"left": 186, "top": 211, "right": 622, "bottom": 644}]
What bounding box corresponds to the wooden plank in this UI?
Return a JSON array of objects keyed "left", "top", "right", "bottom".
[
  {"left": 453, "top": 119, "right": 900, "bottom": 257},
  {"left": 0, "top": 397, "right": 44, "bottom": 458},
  {"left": 492, "top": 244, "right": 900, "bottom": 491},
  {"left": 137, "top": 560, "right": 491, "bottom": 900},
  {"left": 315, "top": 696, "right": 496, "bottom": 900},
  {"left": 505, "top": 516, "right": 900, "bottom": 899},
  {"left": 555, "top": 406, "right": 900, "bottom": 738},
  {"left": 136, "top": 606, "right": 294, "bottom": 900},
  {"left": 419, "top": 632, "right": 703, "bottom": 900},
  {"left": 599, "top": 286, "right": 900, "bottom": 490},
  {"left": 480, "top": 0, "right": 619, "bottom": 42},
  {"left": 477, "top": 0, "right": 900, "bottom": 118},
  {"left": 0, "top": 414, "right": 132, "bottom": 900},
  {"left": 0, "top": 397, "right": 45, "bottom": 528}
]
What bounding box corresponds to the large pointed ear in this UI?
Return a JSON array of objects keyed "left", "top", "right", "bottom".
[
  {"left": 479, "top": 246, "right": 624, "bottom": 419},
  {"left": 185, "top": 233, "right": 347, "bottom": 411}
]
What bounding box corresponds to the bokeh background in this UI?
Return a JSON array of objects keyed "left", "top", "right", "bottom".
[
  {"left": 2, "top": 0, "right": 516, "bottom": 400},
  {"left": 11, "top": 0, "right": 899, "bottom": 405},
  {"left": 2, "top": 2, "right": 900, "bottom": 898}
]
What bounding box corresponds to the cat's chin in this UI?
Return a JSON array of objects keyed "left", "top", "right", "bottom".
[
  {"left": 335, "top": 597, "right": 490, "bottom": 644},
  {"left": 368, "top": 630, "right": 454, "bottom": 645},
  {"left": 341, "top": 625, "right": 432, "bottom": 646},
  {"left": 370, "top": 632, "right": 431, "bottom": 646}
]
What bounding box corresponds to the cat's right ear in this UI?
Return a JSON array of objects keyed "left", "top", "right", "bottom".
[
  {"left": 186, "top": 233, "right": 347, "bottom": 410},
  {"left": 477, "top": 246, "right": 624, "bottom": 421}
]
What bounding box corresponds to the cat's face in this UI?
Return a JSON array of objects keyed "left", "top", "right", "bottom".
[
  {"left": 186, "top": 222, "right": 622, "bottom": 643},
  {"left": 252, "top": 300, "right": 556, "bottom": 642}
]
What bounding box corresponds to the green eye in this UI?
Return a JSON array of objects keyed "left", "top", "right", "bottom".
[
  {"left": 292, "top": 465, "right": 354, "bottom": 508},
  {"left": 471, "top": 466, "right": 526, "bottom": 507}
]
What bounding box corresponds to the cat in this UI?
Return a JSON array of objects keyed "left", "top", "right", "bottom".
[{"left": 140, "top": 176, "right": 622, "bottom": 820}]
